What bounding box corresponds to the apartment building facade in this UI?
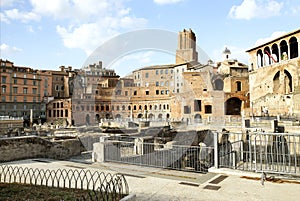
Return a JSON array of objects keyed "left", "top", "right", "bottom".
[{"left": 0, "top": 59, "right": 52, "bottom": 125}]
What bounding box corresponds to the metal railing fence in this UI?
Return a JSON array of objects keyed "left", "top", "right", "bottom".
[
  {"left": 218, "top": 132, "right": 300, "bottom": 176},
  {"left": 104, "top": 140, "right": 214, "bottom": 173},
  {"left": 0, "top": 165, "right": 129, "bottom": 201}
]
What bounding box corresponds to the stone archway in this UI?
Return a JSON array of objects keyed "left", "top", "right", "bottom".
[
  {"left": 158, "top": 114, "right": 163, "bottom": 119},
  {"left": 137, "top": 113, "right": 143, "bottom": 118},
  {"left": 148, "top": 113, "right": 154, "bottom": 119},
  {"left": 115, "top": 114, "right": 122, "bottom": 119},
  {"left": 95, "top": 114, "right": 100, "bottom": 123},
  {"left": 194, "top": 114, "right": 202, "bottom": 123},
  {"left": 225, "top": 97, "right": 242, "bottom": 115}
]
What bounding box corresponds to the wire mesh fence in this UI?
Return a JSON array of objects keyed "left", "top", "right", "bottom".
[{"left": 0, "top": 165, "right": 129, "bottom": 201}]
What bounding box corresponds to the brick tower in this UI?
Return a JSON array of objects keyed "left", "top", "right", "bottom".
[{"left": 176, "top": 28, "right": 198, "bottom": 64}]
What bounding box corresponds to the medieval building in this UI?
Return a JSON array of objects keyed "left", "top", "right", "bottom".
[{"left": 246, "top": 28, "right": 300, "bottom": 118}]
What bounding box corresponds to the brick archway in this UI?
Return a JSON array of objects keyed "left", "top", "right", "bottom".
[{"left": 225, "top": 97, "right": 242, "bottom": 115}]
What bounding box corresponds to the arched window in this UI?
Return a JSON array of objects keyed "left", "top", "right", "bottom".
[
  {"left": 263, "top": 46, "right": 272, "bottom": 66},
  {"left": 271, "top": 43, "right": 279, "bottom": 62},
  {"left": 289, "top": 37, "right": 298, "bottom": 59},
  {"left": 280, "top": 40, "right": 288, "bottom": 60},
  {"left": 1, "top": 85, "right": 6, "bottom": 93},
  {"left": 236, "top": 81, "right": 242, "bottom": 91},
  {"left": 149, "top": 105, "right": 152, "bottom": 110},
  {"left": 128, "top": 105, "right": 131, "bottom": 110},
  {"left": 257, "top": 49, "right": 263, "bottom": 67},
  {"left": 144, "top": 105, "right": 147, "bottom": 110},
  {"left": 122, "top": 105, "right": 125, "bottom": 110}
]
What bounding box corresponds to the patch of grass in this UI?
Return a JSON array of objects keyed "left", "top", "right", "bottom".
[{"left": 0, "top": 183, "right": 91, "bottom": 201}]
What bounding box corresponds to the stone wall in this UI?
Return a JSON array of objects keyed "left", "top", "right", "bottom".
[{"left": 0, "top": 136, "right": 75, "bottom": 162}]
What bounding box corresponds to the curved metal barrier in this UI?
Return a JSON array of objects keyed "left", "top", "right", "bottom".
[{"left": 0, "top": 165, "right": 129, "bottom": 200}]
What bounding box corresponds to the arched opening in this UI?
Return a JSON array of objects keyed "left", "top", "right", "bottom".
[
  {"left": 105, "top": 113, "right": 110, "bottom": 119},
  {"left": 137, "top": 113, "right": 143, "bottom": 118},
  {"left": 166, "top": 113, "right": 170, "bottom": 119},
  {"left": 95, "top": 114, "right": 100, "bottom": 123},
  {"left": 148, "top": 113, "right": 154, "bottom": 119},
  {"left": 280, "top": 40, "right": 288, "bottom": 60},
  {"left": 273, "top": 71, "right": 280, "bottom": 93},
  {"left": 139, "top": 105, "right": 142, "bottom": 110},
  {"left": 144, "top": 105, "right": 147, "bottom": 110},
  {"left": 289, "top": 37, "right": 298, "bottom": 59},
  {"left": 122, "top": 105, "right": 125, "bottom": 110},
  {"left": 214, "top": 79, "right": 224, "bottom": 90},
  {"left": 263, "top": 46, "right": 272, "bottom": 66},
  {"left": 115, "top": 114, "right": 122, "bottom": 119},
  {"left": 225, "top": 97, "right": 242, "bottom": 115},
  {"left": 128, "top": 105, "right": 131, "bottom": 110},
  {"left": 284, "top": 70, "right": 292, "bottom": 93},
  {"left": 236, "top": 81, "right": 242, "bottom": 91},
  {"left": 86, "top": 114, "right": 90, "bottom": 125},
  {"left": 149, "top": 105, "right": 152, "bottom": 110},
  {"left": 158, "top": 114, "right": 163, "bottom": 119},
  {"left": 271, "top": 43, "right": 279, "bottom": 62},
  {"left": 257, "top": 49, "right": 263, "bottom": 67},
  {"left": 194, "top": 114, "right": 202, "bottom": 123}
]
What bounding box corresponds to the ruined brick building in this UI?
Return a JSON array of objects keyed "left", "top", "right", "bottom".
[
  {"left": 71, "top": 29, "right": 250, "bottom": 126},
  {"left": 246, "top": 29, "right": 300, "bottom": 118}
]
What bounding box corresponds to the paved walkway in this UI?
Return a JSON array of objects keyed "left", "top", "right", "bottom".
[{"left": 1, "top": 159, "right": 300, "bottom": 201}]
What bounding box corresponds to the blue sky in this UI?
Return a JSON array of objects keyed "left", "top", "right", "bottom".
[{"left": 1, "top": 0, "right": 300, "bottom": 76}]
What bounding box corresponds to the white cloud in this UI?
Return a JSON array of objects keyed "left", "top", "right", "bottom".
[
  {"left": 52, "top": 1, "right": 147, "bottom": 56},
  {"left": 0, "top": 43, "right": 22, "bottom": 58},
  {"left": 291, "top": 5, "right": 300, "bottom": 15},
  {"left": 1, "top": 8, "right": 40, "bottom": 23},
  {"left": 254, "top": 31, "right": 286, "bottom": 46},
  {"left": 1, "top": 0, "right": 147, "bottom": 59},
  {"left": 30, "top": 0, "right": 130, "bottom": 22},
  {"left": 56, "top": 23, "right": 118, "bottom": 55},
  {"left": 0, "top": 0, "right": 20, "bottom": 7},
  {"left": 153, "top": 0, "right": 184, "bottom": 5},
  {"left": 0, "top": 13, "right": 10, "bottom": 23},
  {"left": 229, "top": 0, "right": 283, "bottom": 20},
  {"left": 110, "top": 51, "right": 174, "bottom": 77}
]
